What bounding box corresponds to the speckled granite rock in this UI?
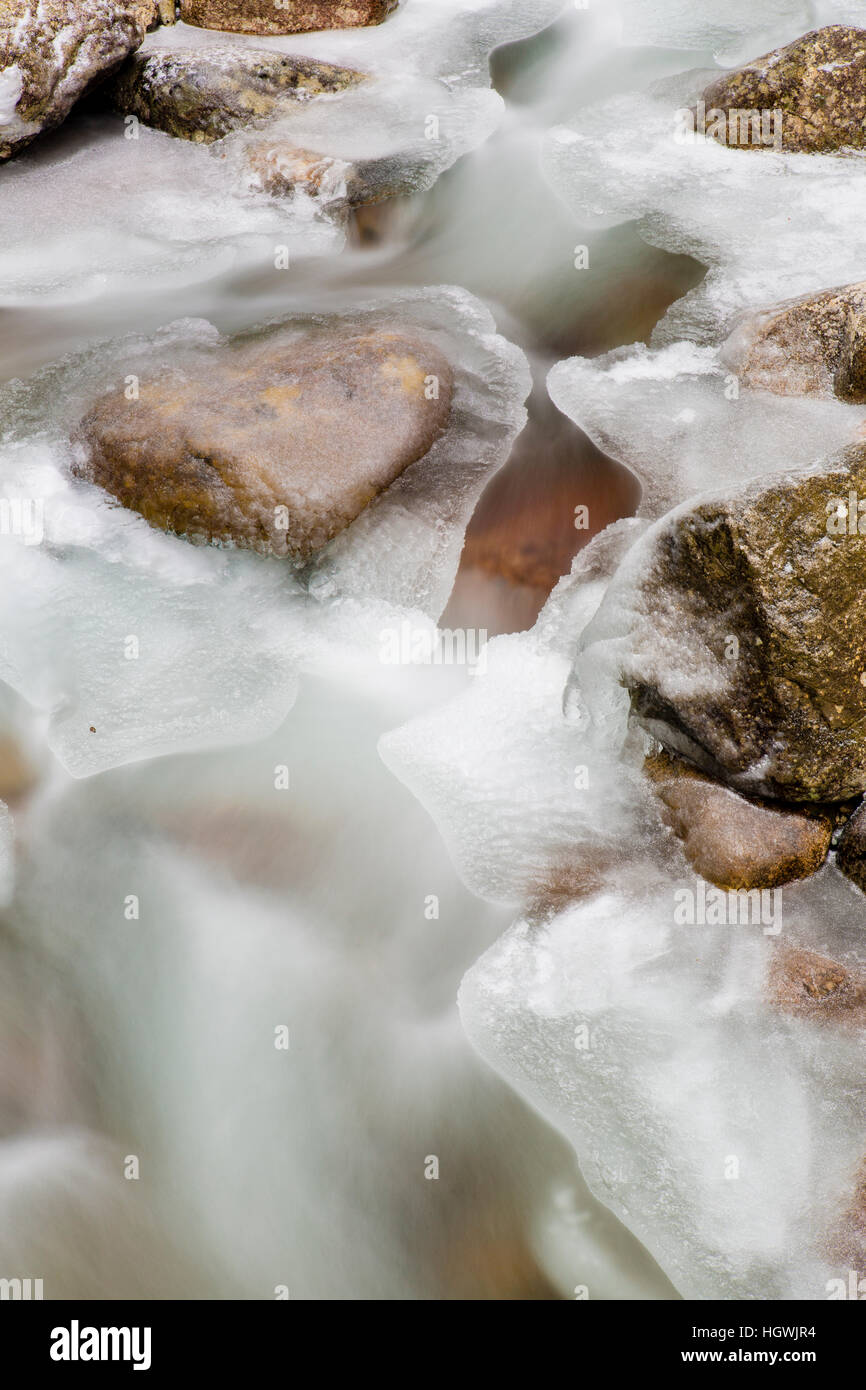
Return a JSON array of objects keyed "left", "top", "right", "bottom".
[
  {"left": 73, "top": 326, "right": 453, "bottom": 562},
  {"left": 0, "top": 0, "right": 157, "bottom": 161},
  {"left": 104, "top": 46, "right": 365, "bottom": 142},
  {"left": 179, "top": 0, "right": 396, "bottom": 37},
  {"left": 624, "top": 444, "right": 866, "bottom": 802},
  {"left": 645, "top": 752, "right": 832, "bottom": 889},
  {"left": 700, "top": 25, "right": 866, "bottom": 154},
  {"left": 722, "top": 281, "right": 866, "bottom": 402}
]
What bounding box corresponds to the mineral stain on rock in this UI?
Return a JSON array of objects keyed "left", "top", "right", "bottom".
[
  {"left": 73, "top": 326, "right": 454, "bottom": 562},
  {"left": 700, "top": 25, "right": 866, "bottom": 155},
  {"left": 104, "top": 46, "right": 366, "bottom": 142}
]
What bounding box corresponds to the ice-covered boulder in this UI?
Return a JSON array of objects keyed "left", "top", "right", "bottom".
[
  {"left": 596, "top": 444, "right": 866, "bottom": 801},
  {"left": 0, "top": 0, "right": 158, "bottom": 162},
  {"left": 179, "top": 0, "right": 397, "bottom": 37},
  {"left": 74, "top": 325, "right": 453, "bottom": 561},
  {"left": 722, "top": 280, "right": 866, "bottom": 402},
  {"left": 104, "top": 45, "right": 366, "bottom": 142},
  {"left": 701, "top": 25, "right": 866, "bottom": 154}
]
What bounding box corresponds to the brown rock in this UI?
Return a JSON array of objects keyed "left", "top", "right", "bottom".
[
  {"left": 179, "top": 0, "right": 396, "bottom": 37},
  {"left": 835, "top": 800, "right": 866, "bottom": 892},
  {"left": 0, "top": 0, "right": 155, "bottom": 162},
  {"left": 73, "top": 326, "right": 453, "bottom": 562},
  {"left": 645, "top": 752, "right": 832, "bottom": 890},
  {"left": 244, "top": 140, "right": 400, "bottom": 206},
  {"left": 722, "top": 281, "right": 866, "bottom": 402},
  {"left": 699, "top": 25, "right": 866, "bottom": 155},
  {"left": 768, "top": 945, "right": 866, "bottom": 1027}
]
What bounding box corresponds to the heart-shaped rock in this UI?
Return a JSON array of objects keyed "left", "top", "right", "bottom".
[{"left": 74, "top": 326, "right": 453, "bottom": 562}]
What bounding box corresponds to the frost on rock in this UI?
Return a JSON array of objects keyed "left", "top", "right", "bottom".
[{"left": 0, "top": 289, "right": 529, "bottom": 776}]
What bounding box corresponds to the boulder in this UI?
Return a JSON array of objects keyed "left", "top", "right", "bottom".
[
  {"left": 0, "top": 0, "right": 156, "bottom": 161},
  {"left": 622, "top": 444, "right": 866, "bottom": 802},
  {"left": 178, "top": 0, "right": 397, "bottom": 38},
  {"left": 104, "top": 46, "right": 365, "bottom": 142},
  {"left": 645, "top": 752, "right": 832, "bottom": 889},
  {"left": 722, "top": 281, "right": 866, "bottom": 402},
  {"left": 73, "top": 326, "right": 453, "bottom": 562},
  {"left": 700, "top": 25, "right": 866, "bottom": 154}
]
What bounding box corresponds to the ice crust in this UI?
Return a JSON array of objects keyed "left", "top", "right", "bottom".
[{"left": 0, "top": 289, "right": 529, "bottom": 776}]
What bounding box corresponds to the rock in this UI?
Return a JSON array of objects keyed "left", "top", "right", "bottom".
[
  {"left": 73, "top": 326, "right": 453, "bottom": 562},
  {"left": 179, "top": 0, "right": 396, "bottom": 37},
  {"left": 835, "top": 800, "right": 866, "bottom": 892},
  {"left": 768, "top": 945, "right": 866, "bottom": 1027},
  {"left": 104, "top": 46, "right": 365, "bottom": 143},
  {"left": 623, "top": 444, "right": 866, "bottom": 802},
  {"left": 0, "top": 0, "right": 157, "bottom": 162},
  {"left": 699, "top": 25, "right": 866, "bottom": 155},
  {"left": 722, "top": 281, "right": 866, "bottom": 402},
  {"left": 645, "top": 752, "right": 832, "bottom": 889},
  {"left": 243, "top": 140, "right": 402, "bottom": 206}
]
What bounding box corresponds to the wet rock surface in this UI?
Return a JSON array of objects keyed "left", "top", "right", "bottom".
[
  {"left": 700, "top": 25, "right": 866, "bottom": 155},
  {"left": 244, "top": 139, "right": 406, "bottom": 206},
  {"left": 645, "top": 752, "right": 832, "bottom": 890},
  {"left": 722, "top": 280, "right": 866, "bottom": 402},
  {"left": 178, "top": 0, "right": 397, "bottom": 37},
  {"left": 104, "top": 46, "right": 365, "bottom": 142},
  {"left": 835, "top": 800, "right": 866, "bottom": 893},
  {"left": 73, "top": 326, "right": 453, "bottom": 562},
  {"left": 0, "top": 0, "right": 156, "bottom": 161},
  {"left": 624, "top": 445, "right": 866, "bottom": 802}
]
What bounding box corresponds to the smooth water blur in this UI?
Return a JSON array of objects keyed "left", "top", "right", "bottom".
[{"left": 0, "top": 3, "right": 706, "bottom": 1298}]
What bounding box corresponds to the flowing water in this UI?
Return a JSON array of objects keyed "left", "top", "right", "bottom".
[{"left": 4, "top": 0, "right": 854, "bottom": 1301}]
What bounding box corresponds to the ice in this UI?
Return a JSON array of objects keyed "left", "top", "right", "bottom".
[
  {"left": 0, "top": 0, "right": 566, "bottom": 307},
  {"left": 460, "top": 864, "right": 866, "bottom": 1300},
  {"left": 546, "top": 341, "right": 864, "bottom": 517},
  {"left": 611, "top": 0, "right": 866, "bottom": 63},
  {"left": 0, "top": 289, "right": 529, "bottom": 775}
]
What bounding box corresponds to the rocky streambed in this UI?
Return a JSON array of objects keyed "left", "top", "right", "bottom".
[{"left": 2, "top": 0, "right": 866, "bottom": 1305}]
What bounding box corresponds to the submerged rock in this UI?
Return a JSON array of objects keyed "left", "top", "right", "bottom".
[
  {"left": 645, "top": 752, "right": 832, "bottom": 890},
  {"left": 73, "top": 327, "right": 453, "bottom": 562},
  {"left": 700, "top": 25, "right": 866, "bottom": 155},
  {"left": 722, "top": 281, "right": 866, "bottom": 402},
  {"left": 178, "top": 0, "right": 396, "bottom": 37},
  {"left": 104, "top": 46, "right": 365, "bottom": 142},
  {"left": 243, "top": 140, "right": 406, "bottom": 206},
  {"left": 0, "top": 0, "right": 157, "bottom": 161},
  {"left": 623, "top": 445, "right": 866, "bottom": 802}
]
